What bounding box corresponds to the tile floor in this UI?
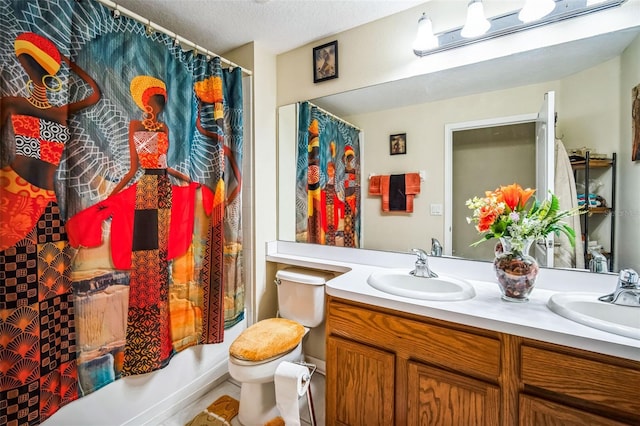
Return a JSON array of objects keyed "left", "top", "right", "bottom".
[{"left": 159, "top": 372, "right": 325, "bottom": 426}]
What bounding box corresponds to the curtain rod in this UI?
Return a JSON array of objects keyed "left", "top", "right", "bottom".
[
  {"left": 94, "top": 0, "right": 253, "bottom": 76},
  {"left": 307, "top": 101, "right": 361, "bottom": 131}
]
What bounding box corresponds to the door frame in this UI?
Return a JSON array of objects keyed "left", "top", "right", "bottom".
[{"left": 443, "top": 113, "right": 537, "bottom": 256}]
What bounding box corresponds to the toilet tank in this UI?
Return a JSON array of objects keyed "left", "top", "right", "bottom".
[{"left": 275, "top": 267, "right": 333, "bottom": 327}]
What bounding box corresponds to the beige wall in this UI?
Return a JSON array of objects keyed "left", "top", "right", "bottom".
[
  {"left": 226, "top": 42, "right": 280, "bottom": 323},
  {"left": 618, "top": 34, "right": 640, "bottom": 272},
  {"left": 452, "top": 124, "right": 536, "bottom": 261},
  {"left": 276, "top": 1, "right": 640, "bottom": 107},
  {"left": 275, "top": 2, "right": 639, "bottom": 273},
  {"left": 348, "top": 81, "right": 557, "bottom": 252},
  {"left": 348, "top": 58, "right": 624, "bottom": 255}
]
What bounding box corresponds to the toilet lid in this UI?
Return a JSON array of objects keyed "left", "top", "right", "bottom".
[{"left": 229, "top": 318, "right": 305, "bottom": 362}]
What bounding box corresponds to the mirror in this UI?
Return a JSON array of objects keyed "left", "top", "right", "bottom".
[{"left": 278, "top": 26, "right": 640, "bottom": 274}]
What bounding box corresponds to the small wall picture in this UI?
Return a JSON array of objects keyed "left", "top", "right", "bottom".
[
  {"left": 313, "top": 40, "right": 338, "bottom": 83},
  {"left": 390, "top": 133, "right": 407, "bottom": 155}
]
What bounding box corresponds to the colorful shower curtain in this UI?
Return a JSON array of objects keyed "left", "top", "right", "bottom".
[
  {"left": 295, "top": 102, "right": 361, "bottom": 247},
  {"left": 0, "top": 0, "right": 244, "bottom": 424}
]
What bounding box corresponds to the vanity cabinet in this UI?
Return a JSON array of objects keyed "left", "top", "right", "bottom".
[
  {"left": 325, "top": 296, "right": 640, "bottom": 426},
  {"left": 326, "top": 336, "right": 395, "bottom": 425}
]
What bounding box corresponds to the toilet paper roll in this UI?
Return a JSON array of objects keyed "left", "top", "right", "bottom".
[{"left": 274, "top": 361, "right": 310, "bottom": 425}]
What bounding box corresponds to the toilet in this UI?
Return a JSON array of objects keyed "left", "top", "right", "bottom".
[{"left": 228, "top": 267, "right": 333, "bottom": 426}]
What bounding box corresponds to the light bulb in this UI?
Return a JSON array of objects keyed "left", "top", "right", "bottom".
[
  {"left": 518, "top": 0, "right": 556, "bottom": 23},
  {"left": 413, "top": 13, "right": 438, "bottom": 56},
  {"left": 461, "top": 0, "right": 491, "bottom": 38}
]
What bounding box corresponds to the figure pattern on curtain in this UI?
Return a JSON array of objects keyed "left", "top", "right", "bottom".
[
  {"left": 0, "top": 1, "right": 244, "bottom": 424},
  {"left": 295, "top": 102, "right": 361, "bottom": 247}
]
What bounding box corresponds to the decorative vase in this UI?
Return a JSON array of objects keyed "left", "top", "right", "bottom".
[{"left": 493, "top": 237, "right": 539, "bottom": 302}]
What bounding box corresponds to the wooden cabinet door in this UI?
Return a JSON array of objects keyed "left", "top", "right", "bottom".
[
  {"left": 326, "top": 335, "right": 395, "bottom": 426},
  {"left": 407, "top": 360, "right": 500, "bottom": 425},
  {"left": 519, "top": 394, "right": 627, "bottom": 426}
]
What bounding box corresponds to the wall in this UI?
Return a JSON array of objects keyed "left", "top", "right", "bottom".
[
  {"left": 618, "top": 34, "right": 640, "bottom": 272},
  {"left": 276, "top": 1, "right": 639, "bottom": 270},
  {"left": 225, "top": 42, "right": 280, "bottom": 323},
  {"left": 556, "top": 56, "right": 620, "bottom": 265},
  {"left": 452, "top": 124, "right": 536, "bottom": 261},
  {"left": 347, "top": 59, "right": 622, "bottom": 255},
  {"left": 276, "top": 1, "right": 640, "bottom": 107},
  {"left": 347, "top": 81, "right": 557, "bottom": 252},
  {"left": 249, "top": 43, "right": 279, "bottom": 322}
]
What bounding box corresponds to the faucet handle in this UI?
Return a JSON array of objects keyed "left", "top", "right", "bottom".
[
  {"left": 411, "top": 248, "right": 428, "bottom": 263},
  {"left": 618, "top": 269, "right": 639, "bottom": 288}
]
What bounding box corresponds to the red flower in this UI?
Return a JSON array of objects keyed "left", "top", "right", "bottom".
[
  {"left": 476, "top": 203, "right": 503, "bottom": 232},
  {"left": 496, "top": 183, "right": 535, "bottom": 211}
]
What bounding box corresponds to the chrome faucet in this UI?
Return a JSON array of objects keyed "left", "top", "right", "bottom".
[
  {"left": 598, "top": 269, "right": 640, "bottom": 307},
  {"left": 431, "top": 238, "right": 443, "bottom": 257},
  {"left": 588, "top": 250, "right": 608, "bottom": 273},
  {"left": 410, "top": 248, "right": 438, "bottom": 278}
]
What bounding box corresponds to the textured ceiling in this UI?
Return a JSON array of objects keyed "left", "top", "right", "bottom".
[
  {"left": 112, "top": 0, "right": 424, "bottom": 55},
  {"left": 107, "top": 0, "right": 640, "bottom": 115}
]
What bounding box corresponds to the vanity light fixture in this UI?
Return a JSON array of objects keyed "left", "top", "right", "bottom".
[
  {"left": 518, "top": 0, "right": 557, "bottom": 22},
  {"left": 461, "top": 0, "right": 491, "bottom": 38},
  {"left": 413, "top": 0, "right": 627, "bottom": 57},
  {"left": 412, "top": 13, "right": 438, "bottom": 56}
]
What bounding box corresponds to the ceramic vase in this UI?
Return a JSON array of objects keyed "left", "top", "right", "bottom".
[{"left": 493, "top": 237, "right": 539, "bottom": 302}]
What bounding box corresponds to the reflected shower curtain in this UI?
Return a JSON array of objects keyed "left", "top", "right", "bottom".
[
  {"left": 0, "top": 0, "right": 244, "bottom": 424},
  {"left": 295, "top": 102, "right": 361, "bottom": 247}
]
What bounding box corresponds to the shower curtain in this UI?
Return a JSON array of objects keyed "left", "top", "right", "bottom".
[
  {"left": 295, "top": 101, "right": 361, "bottom": 247},
  {"left": 0, "top": 0, "right": 244, "bottom": 424}
]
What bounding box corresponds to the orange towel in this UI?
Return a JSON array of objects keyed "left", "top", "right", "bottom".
[
  {"left": 369, "top": 175, "right": 381, "bottom": 195},
  {"left": 405, "top": 173, "right": 421, "bottom": 213},
  {"left": 380, "top": 175, "right": 390, "bottom": 212},
  {"left": 369, "top": 173, "right": 421, "bottom": 213},
  {"left": 405, "top": 173, "right": 421, "bottom": 195}
]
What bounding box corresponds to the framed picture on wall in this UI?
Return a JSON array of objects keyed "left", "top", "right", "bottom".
[
  {"left": 313, "top": 40, "right": 338, "bottom": 83},
  {"left": 390, "top": 133, "right": 406, "bottom": 155}
]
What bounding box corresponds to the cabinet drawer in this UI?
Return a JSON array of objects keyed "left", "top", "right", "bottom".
[
  {"left": 519, "top": 394, "right": 627, "bottom": 426},
  {"left": 521, "top": 344, "right": 639, "bottom": 417},
  {"left": 327, "top": 300, "right": 501, "bottom": 380}
]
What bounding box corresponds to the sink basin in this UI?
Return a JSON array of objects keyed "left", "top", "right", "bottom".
[
  {"left": 547, "top": 293, "right": 640, "bottom": 340},
  {"left": 367, "top": 270, "right": 475, "bottom": 301}
]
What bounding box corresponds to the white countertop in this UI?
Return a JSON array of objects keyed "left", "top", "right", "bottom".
[{"left": 266, "top": 241, "right": 640, "bottom": 361}]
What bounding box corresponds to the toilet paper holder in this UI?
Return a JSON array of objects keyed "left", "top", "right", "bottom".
[{"left": 293, "top": 361, "right": 317, "bottom": 426}]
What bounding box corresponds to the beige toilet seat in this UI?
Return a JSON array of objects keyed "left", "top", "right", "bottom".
[{"left": 229, "top": 318, "right": 305, "bottom": 362}]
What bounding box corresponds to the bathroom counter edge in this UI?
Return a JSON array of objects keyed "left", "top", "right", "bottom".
[{"left": 266, "top": 241, "right": 639, "bottom": 361}]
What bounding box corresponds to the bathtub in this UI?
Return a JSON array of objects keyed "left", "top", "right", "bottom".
[{"left": 41, "top": 318, "right": 247, "bottom": 426}]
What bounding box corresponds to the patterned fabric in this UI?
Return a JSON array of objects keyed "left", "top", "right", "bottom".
[
  {"left": 0, "top": 202, "right": 78, "bottom": 425},
  {"left": 296, "top": 102, "right": 361, "bottom": 247},
  {"left": 121, "top": 171, "right": 173, "bottom": 375},
  {"left": 12, "top": 114, "right": 69, "bottom": 166},
  {"left": 133, "top": 131, "right": 169, "bottom": 169},
  {"left": 1, "top": 2, "right": 245, "bottom": 423},
  {"left": 0, "top": 166, "right": 57, "bottom": 251},
  {"left": 221, "top": 67, "right": 245, "bottom": 328},
  {"left": 65, "top": 182, "right": 208, "bottom": 271}
]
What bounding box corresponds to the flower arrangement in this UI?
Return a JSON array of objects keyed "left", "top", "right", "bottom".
[{"left": 466, "top": 183, "right": 582, "bottom": 253}]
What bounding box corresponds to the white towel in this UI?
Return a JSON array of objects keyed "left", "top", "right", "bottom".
[{"left": 554, "top": 138, "right": 585, "bottom": 269}]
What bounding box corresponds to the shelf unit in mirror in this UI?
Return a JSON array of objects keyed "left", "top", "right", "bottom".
[{"left": 571, "top": 151, "right": 616, "bottom": 272}]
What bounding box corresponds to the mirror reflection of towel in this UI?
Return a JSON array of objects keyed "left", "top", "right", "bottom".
[
  {"left": 369, "top": 173, "right": 421, "bottom": 212},
  {"left": 389, "top": 174, "right": 406, "bottom": 211}
]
